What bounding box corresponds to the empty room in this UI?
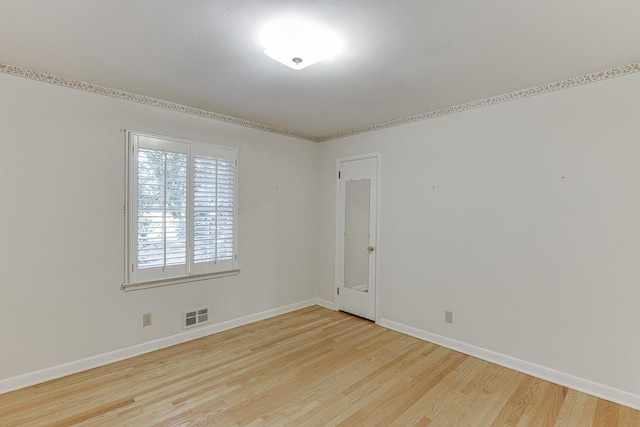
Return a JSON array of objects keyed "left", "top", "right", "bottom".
[{"left": 1, "top": 1, "right": 639, "bottom": 425}]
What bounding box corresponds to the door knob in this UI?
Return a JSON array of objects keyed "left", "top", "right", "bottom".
[{"left": 368, "top": 246, "right": 375, "bottom": 254}]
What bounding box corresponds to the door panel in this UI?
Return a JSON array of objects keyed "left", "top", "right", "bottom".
[{"left": 336, "top": 155, "right": 378, "bottom": 321}]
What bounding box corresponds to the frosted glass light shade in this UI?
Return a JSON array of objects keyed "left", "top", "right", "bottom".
[{"left": 260, "top": 17, "right": 343, "bottom": 70}]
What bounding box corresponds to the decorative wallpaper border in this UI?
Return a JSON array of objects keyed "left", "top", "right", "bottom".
[
  {"left": 0, "top": 62, "right": 317, "bottom": 142},
  {"left": 2, "top": 61, "right": 639, "bottom": 143},
  {"left": 317, "top": 62, "right": 640, "bottom": 142}
]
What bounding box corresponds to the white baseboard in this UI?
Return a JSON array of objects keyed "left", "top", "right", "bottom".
[
  {"left": 0, "top": 299, "right": 319, "bottom": 395},
  {"left": 315, "top": 298, "right": 336, "bottom": 310},
  {"left": 378, "top": 318, "right": 640, "bottom": 411}
]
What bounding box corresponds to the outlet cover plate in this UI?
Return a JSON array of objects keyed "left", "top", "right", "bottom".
[{"left": 445, "top": 311, "right": 453, "bottom": 324}]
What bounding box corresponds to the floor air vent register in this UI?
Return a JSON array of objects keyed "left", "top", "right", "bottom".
[{"left": 183, "top": 307, "right": 209, "bottom": 329}]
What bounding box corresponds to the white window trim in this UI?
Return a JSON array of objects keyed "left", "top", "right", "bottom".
[{"left": 123, "top": 130, "right": 239, "bottom": 291}]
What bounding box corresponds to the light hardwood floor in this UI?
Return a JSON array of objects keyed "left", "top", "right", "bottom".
[{"left": 0, "top": 306, "right": 638, "bottom": 426}]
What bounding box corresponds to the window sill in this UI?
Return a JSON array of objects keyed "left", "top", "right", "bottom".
[{"left": 122, "top": 269, "right": 240, "bottom": 292}]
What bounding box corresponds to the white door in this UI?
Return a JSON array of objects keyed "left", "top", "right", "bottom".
[{"left": 336, "top": 155, "right": 379, "bottom": 321}]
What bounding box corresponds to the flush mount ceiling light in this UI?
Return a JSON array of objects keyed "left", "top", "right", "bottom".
[{"left": 259, "top": 16, "right": 344, "bottom": 70}]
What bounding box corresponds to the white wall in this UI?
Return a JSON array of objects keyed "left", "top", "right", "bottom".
[
  {"left": 317, "top": 72, "right": 640, "bottom": 398},
  {"left": 0, "top": 73, "right": 319, "bottom": 380}
]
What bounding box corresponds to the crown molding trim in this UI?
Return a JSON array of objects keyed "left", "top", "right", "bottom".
[
  {"left": 316, "top": 62, "right": 640, "bottom": 142},
  {"left": 2, "top": 61, "right": 639, "bottom": 143},
  {"left": 0, "top": 62, "right": 319, "bottom": 142}
]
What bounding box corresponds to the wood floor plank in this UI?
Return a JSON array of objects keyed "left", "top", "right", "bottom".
[
  {"left": 489, "top": 375, "right": 545, "bottom": 426},
  {"left": 0, "top": 307, "right": 638, "bottom": 426},
  {"left": 554, "top": 389, "right": 599, "bottom": 427},
  {"left": 449, "top": 366, "right": 523, "bottom": 425},
  {"left": 274, "top": 336, "right": 420, "bottom": 425},
  {"left": 514, "top": 381, "right": 561, "bottom": 427},
  {"left": 540, "top": 384, "right": 570, "bottom": 427},
  {"left": 388, "top": 357, "right": 486, "bottom": 426},
  {"left": 349, "top": 351, "right": 467, "bottom": 425},
  {"left": 594, "top": 398, "right": 620, "bottom": 426},
  {"left": 620, "top": 404, "right": 640, "bottom": 426},
  {"left": 295, "top": 345, "right": 447, "bottom": 426}
]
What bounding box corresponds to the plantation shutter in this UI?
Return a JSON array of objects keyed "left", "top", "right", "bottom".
[
  {"left": 131, "top": 136, "right": 189, "bottom": 283},
  {"left": 137, "top": 148, "right": 188, "bottom": 267},
  {"left": 191, "top": 145, "right": 237, "bottom": 275},
  {"left": 127, "top": 131, "right": 238, "bottom": 286}
]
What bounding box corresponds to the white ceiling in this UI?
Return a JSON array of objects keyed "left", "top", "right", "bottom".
[{"left": 1, "top": 0, "right": 639, "bottom": 140}]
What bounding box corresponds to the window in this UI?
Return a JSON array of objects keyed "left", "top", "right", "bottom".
[{"left": 124, "top": 131, "right": 239, "bottom": 289}]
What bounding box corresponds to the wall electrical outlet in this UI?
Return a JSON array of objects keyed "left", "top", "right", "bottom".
[
  {"left": 445, "top": 310, "right": 454, "bottom": 324},
  {"left": 143, "top": 312, "right": 152, "bottom": 327}
]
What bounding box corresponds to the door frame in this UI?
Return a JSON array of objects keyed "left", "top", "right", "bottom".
[{"left": 335, "top": 152, "right": 381, "bottom": 323}]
